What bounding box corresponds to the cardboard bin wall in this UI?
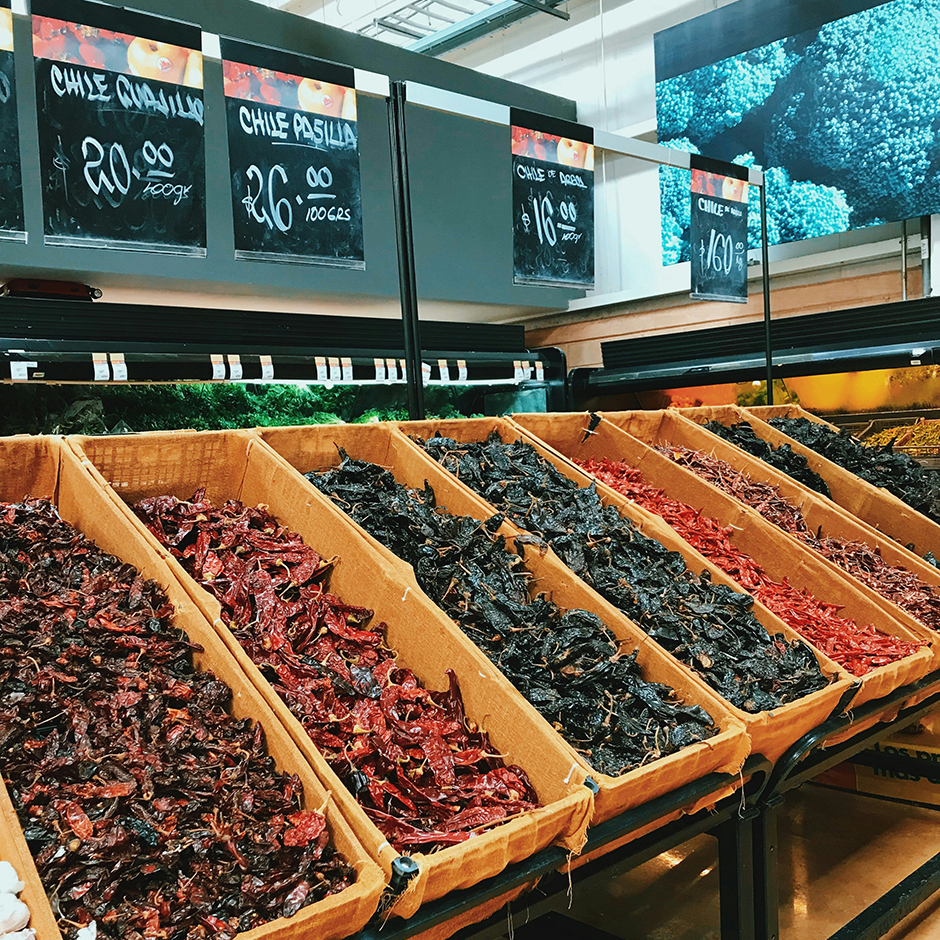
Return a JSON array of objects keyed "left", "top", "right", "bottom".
[
  {"left": 67, "top": 429, "right": 592, "bottom": 919},
  {"left": 0, "top": 436, "right": 386, "bottom": 940}
]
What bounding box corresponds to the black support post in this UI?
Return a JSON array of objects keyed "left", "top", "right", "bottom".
[
  {"left": 387, "top": 80, "right": 425, "bottom": 420},
  {"left": 717, "top": 814, "right": 757, "bottom": 940},
  {"left": 753, "top": 800, "right": 780, "bottom": 940},
  {"left": 760, "top": 180, "right": 773, "bottom": 406}
]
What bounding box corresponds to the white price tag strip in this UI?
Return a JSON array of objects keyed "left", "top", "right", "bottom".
[
  {"left": 374, "top": 358, "right": 386, "bottom": 382},
  {"left": 421, "top": 362, "right": 432, "bottom": 385},
  {"left": 10, "top": 361, "right": 37, "bottom": 381},
  {"left": 328, "top": 357, "right": 341, "bottom": 383},
  {"left": 385, "top": 358, "right": 397, "bottom": 382},
  {"left": 341, "top": 357, "right": 354, "bottom": 382},
  {"left": 260, "top": 355, "right": 274, "bottom": 381},
  {"left": 92, "top": 352, "right": 110, "bottom": 382},
  {"left": 227, "top": 355, "right": 243, "bottom": 381},
  {"left": 399, "top": 359, "right": 407, "bottom": 380},
  {"left": 521, "top": 359, "right": 532, "bottom": 380},
  {"left": 535, "top": 360, "right": 545, "bottom": 381},
  {"left": 438, "top": 359, "right": 450, "bottom": 383},
  {"left": 513, "top": 360, "right": 523, "bottom": 382},
  {"left": 211, "top": 355, "right": 225, "bottom": 380},
  {"left": 109, "top": 353, "right": 127, "bottom": 382},
  {"left": 315, "top": 357, "right": 328, "bottom": 382},
  {"left": 457, "top": 359, "right": 468, "bottom": 382}
]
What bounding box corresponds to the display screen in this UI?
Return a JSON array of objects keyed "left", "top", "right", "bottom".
[
  {"left": 32, "top": 0, "right": 206, "bottom": 255},
  {"left": 221, "top": 39, "right": 363, "bottom": 268},
  {"left": 0, "top": 1, "right": 25, "bottom": 241},
  {"left": 655, "top": 0, "right": 940, "bottom": 265}
]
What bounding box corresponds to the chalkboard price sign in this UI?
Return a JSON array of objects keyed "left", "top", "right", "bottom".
[
  {"left": 222, "top": 40, "right": 363, "bottom": 268},
  {"left": 32, "top": 2, "right": 206, "bottom": 255},
  {"left": 511, "top": 109, "right": 594, "bottom": 289},
  {"left": 0, "top": 3, "right": 25, "bottom": 241},
  {"left": 689, "top": 156, "right": 749, "bottom": 304}
]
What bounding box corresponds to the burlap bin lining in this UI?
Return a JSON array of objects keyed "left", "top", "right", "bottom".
[
  {"left": 511, "top": 412, "right": 935, "bottom": 711},
  {"left": 256, "top": 423, "right": 750, "bottom": 826},
  {"left": 744, "top": 404, "right": 840, "bottom": 431},
  {"left": 606, "top": 409, "right": 940, "bottom": 653},
  {"left": 686, "top": 403, "right": 940, "bottom": 565},
  {"left": 0, "top": 436, "right": 386, "bottom": 940},
  {"left": 384, "top": 417, "right": 857, "bottom": 766},
  {"left": 68, "top": 430, "right": 593, "bottom": 920}
]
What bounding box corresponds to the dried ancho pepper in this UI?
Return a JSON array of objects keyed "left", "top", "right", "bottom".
[
  {"left": 702, "top": 420, "right": 831, "bottom": 498},
  {"left": 308, "top": 454, "right": 719, "bottom": 777},
  {"left": 770, "top": 416, "right": 940, "bottom": 526},
  {"left": 0, "top": 499, "right": 353, "bottom": 940},
  {"left": 414, "top": 433, "right": 831, "bottom": 712},
  {"left": 662, "top": 445, "right": 940, "bottom": 633},
  {"left": 133, "top": 489, "right": 539, "bottom": 852},
  {"left": 578, "top": 457, "right": 922, "bottom": 676}
]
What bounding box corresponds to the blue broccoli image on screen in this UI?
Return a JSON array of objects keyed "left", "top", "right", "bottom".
[{"left": 657, "top": 0, "right": 940, "bottom": 265}]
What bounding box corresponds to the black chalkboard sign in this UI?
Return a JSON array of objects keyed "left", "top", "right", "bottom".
[
  {"left": 221, "top": 39, "right": 363, "bottom": 268},
  {"left": 689, "top": 155, "right": 749, "bottom": 304},
  {"left": 0, "top": 3, "right": 24, "bottom": 240},
  {"left": 510, "top": 108, "right": 594, "bottom": 289},
  {"left": 32, "top": 1, "right": 205, "bottom": 255}
]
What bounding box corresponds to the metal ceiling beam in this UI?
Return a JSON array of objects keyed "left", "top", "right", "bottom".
[{"left": 513, "top": 0, "right": 568, "bottom": 20}]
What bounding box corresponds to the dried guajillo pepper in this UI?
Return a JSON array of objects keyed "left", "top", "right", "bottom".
[
  {"left": 308, "top": 455, "right": 719, "bottom": 776},
  {"left": 865, "top": 421, "right": 940, "bottom": 450},
  {"left": 133, "top": 490, "right": 539, "bottom": 853},
  {"left": 662, "top": 446, "right": 940, "bottom": 633},
  {"left": 0, "top": 499, "right": 353, "bottom": 940},
  {"left": 702, "top": 420, "right": 831, "bottom": 498},
  {"left": 577, "top": 457, "right": 923, "bottom": 676},
  {"left": 414, "top": 433, "right": 831, "bottom": 711},
  {"left": 770, "top": 416, "right": 940, "bottom": 526}
]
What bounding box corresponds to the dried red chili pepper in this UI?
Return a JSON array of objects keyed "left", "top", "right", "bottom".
[
  {"left": 577, "top": 457, "right": 924, "bottom": 676},
  {"left": 133, "top": 490, "right": 540, "bottom": 854},
  {"left": 0, "top": 498, "right": 354, "bottom": 940},
  {"left": 660, "top": 446, "right": 940, "bottom": 634}
]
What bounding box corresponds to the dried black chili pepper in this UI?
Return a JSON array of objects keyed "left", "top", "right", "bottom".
[
  {"left": 0, "top": 499, "right": 354, "bottom": 940},
  {"left": 307, "top": 455, "right": 720, "bottom": 776},
  {"left": 703, "top": 421, "right": 831, "bottom": 498},
  {"left": 415, "top": 433, "right": 832, "bottom": 712},
  {"left": 133, "top": 490, "right": 540, "bottom": 853}
]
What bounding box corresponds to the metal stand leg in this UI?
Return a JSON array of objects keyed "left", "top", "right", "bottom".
[
  {"left": 753, "top": 800, "right": 780, "bottom": 940},
  {"left": 717, "top": 814, "right": 756, "bottom": 940}
]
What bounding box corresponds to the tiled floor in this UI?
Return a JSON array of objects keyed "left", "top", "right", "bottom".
[{"left": 504, "top": 784, "right": 940, "bottom": 939}]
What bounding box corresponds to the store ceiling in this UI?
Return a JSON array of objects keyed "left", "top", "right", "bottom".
[{"left": 253, "top": 0, "right": 568, "bottom": 55}]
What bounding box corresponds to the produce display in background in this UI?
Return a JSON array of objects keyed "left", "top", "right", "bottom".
[
  {"left": 662, "top": 444, "right": 940, "bottom": 632},
  {"left": 416, "top": 432, "right": 832, "bottom": 711},
  {"left": 576, "top": 457, "right": 922, "bottom": 676},
  {"left": 656, "top": 0, "right": 940, "bottom": 264},
  {"left": 864, "top": 419, "right": 940, "bottom": 451},
  {"left": 133, "top": 489, "right": 541, "bottom": 852},
  {"left": 703, "top": 420, "right": 832, "bottom": 497},
  {"left": 770, "top": 416, "right": 940, "bottom": 525},
  {"left": 309, "top": 455, "right": 720, "bottom": 777},
  {"left": 0, "top": 498, "right": 354, "bottom": 940},
  {"left": 0, "top": 383, "right": 475, "bottom": 435}
]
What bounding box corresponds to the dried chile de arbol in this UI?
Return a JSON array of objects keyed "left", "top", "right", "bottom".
[
  {"left": 662, "top": 446, "right": 940, "bottom": 633},
  {"left": 133, "top": 490, "right": 540, "bottom": 853},
  {"left": 703, "top": 420, "right": 831, "bottom": 498},
  {"left": 307, "top": 455, "right": 719, "bottom": 777},
  {"left": 412, "top": 433, "right": 832, "bottom": 712},
  {"left": 770, "top": 416, "right": 940, "bottom": 526},
  {"left": 577, "top": 457, "right": 923, "bottom": 676},
  {"left": 0, "top": 499, "right": 354, "bottom": 940}
]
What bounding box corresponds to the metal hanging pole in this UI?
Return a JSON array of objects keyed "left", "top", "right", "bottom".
[
  {"left": 760, "top": 181, "right": 773, "bottom": 406},
  {"left": 387, "top": 80, "right": 425, "bottom": 420},
  {"left": 901, "top": 218, "right": 908, "bottom": 302}
]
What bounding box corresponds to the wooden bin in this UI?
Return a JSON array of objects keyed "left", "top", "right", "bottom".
[
  {"left": 683, "top": 403, "right": 940, "bottom": 564},
  {"left": 605, "top": 409, "right": 940, "bottom": 651},
  {"left": 382, "top": 417, "right": 856, "bottom": 765},
  {"left": 0, "top": 436, "right": 385, "bottom": 940},
  {"left": 68, "top": 430, "right": 593, "bottom": 920},
  {"left": 511, "top": 412, "right": 935, "bottom": 712},
  {"left": 256, "top": 422, "right": 751, "bottom": 826}
]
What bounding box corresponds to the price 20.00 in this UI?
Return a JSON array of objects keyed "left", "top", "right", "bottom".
[{"left": 81, "top": 136, "right": 191, "bottom": 206}]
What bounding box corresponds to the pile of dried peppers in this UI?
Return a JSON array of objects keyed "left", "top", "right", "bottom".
[
  {"left": 662, "top": 446, "right": 940, "bottom": 632},
  {"left": 0, "top": 499, "right": 353, "bottom": 940},
  {"left": 414, "top": 433, "right": 831, "bottom": 712},
  {"left": 133, "top": 489, "right": 539, "bottom": 853},
  {"left": 308, "top": 454, "right": 719, "bottom": 776},
  {"left": 577, "top": 457, "right": 921, "bottom": 675}
]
